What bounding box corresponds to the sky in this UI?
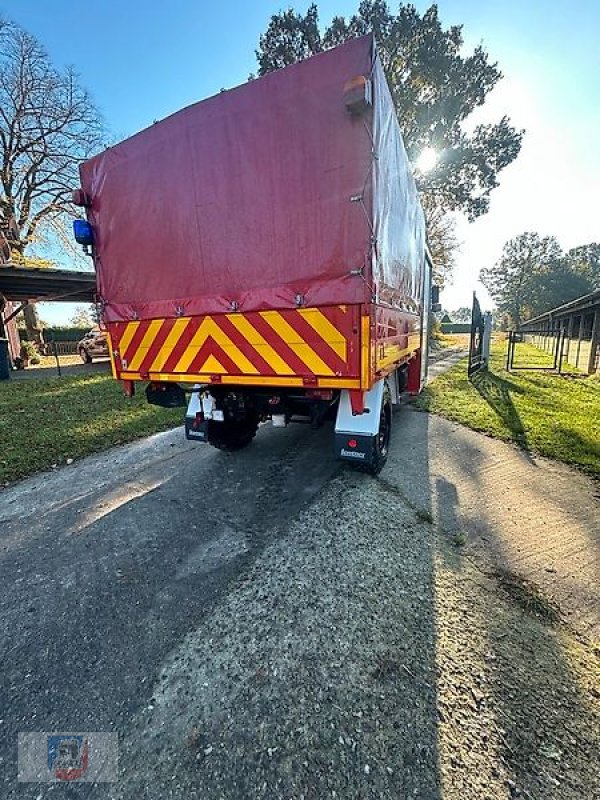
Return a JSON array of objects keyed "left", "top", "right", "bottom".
[{"left": 3, "top": 0, "right": 599, "bottom": 323}]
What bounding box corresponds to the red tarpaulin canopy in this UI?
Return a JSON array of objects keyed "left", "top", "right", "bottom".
[{"left": 80, "top": 35, "right": 425, "bottom": 323}]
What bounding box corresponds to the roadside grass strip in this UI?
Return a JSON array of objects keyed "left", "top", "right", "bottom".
[
  {"left": 0, "top": 373, "right": 180, "bottom": 484},
  {"left": 416, "top": 342, "right": 600, "bottom": 477}
]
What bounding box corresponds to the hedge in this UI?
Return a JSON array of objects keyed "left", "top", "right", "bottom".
[
  {"left": 19, "top": 326, "right": 90, "bottom": 342},
  {"left": 440, "top": 322, "right": 471, "bottom": 334}
]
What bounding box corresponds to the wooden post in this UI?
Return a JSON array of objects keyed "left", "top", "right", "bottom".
[
  {"left": 51, "top": 335, "right": 61, "bottom": 377},
  {"left": 576, "top": 314, "right": 585, "bottom": 369},
  {"left": 0, "top": 301, "right": 6, "bottom": 340},
  {"left": 565, "top": 315, "right": 574, "bottom": 367},
  {"left": 588, "top": 310, "right": 599, "bottom": 375},
  {"left": 558, "top": 327, "right": 567, "bottom": 374}
]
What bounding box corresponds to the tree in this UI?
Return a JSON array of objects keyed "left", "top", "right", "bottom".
[
  {"left": 567, "top": 243, "right": 600, "bottom": 288},
  {"left": 480, "top": 232, "right": 595, "bottom": 327},
  {"left": 420, "top": 195, "right": 458, "bottom": 287},
  {"left": 256, "top": 2, "right": 524, "bottom": 283},
  {"left": 449, "top": 306, "right": 471, "bottom": 323},
  {"left": 69, "top": 305, "right": 94, "bottom": 328},
  {"left": 531, "top": 261, "right": 591, "bottom": 315},
  {"left": 15, "top": 310, "right": 47, "bottom": 329},
  {"left": 0, "top": 15, "right": 104, "bottom": 337}
]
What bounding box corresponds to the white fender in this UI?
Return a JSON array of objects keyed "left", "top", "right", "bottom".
[{"left": 334, "top": 378, "right": 386, "bottom": 437}]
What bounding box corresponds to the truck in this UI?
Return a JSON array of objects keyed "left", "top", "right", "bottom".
[{"left": 73, "top": 35, "right": 437, "bottom": 475}]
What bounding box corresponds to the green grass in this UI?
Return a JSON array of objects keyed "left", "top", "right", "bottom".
[
  {"left": 415, "top": 507, "right": 434, "bottom": 524},
  {"left": 417, "top": 342, "right": 600, "bottom": 477},
  {"left": 0, "top": 373, "right": 181, "bottom": 484}
]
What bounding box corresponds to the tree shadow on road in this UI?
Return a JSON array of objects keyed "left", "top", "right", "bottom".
[
  {"left": 425, "top": 421, "right": 600, "bottom": 799},
  {"left": 384, "top": 406, "right": 600, "bottom": 799},
  {"left": 471, "top": 368, "right": 530, "bottom": 452}
]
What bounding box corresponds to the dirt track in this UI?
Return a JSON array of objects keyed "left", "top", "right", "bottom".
[{"left": 0, "top": 400, "right": 598, "bottom": 798}]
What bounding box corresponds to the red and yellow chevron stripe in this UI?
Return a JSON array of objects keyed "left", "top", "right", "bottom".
[{"left": 108, "top": 305, "right": 361, "bottom": 389}]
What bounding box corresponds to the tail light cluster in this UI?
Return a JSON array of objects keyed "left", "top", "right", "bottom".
[
  {"left": 191, "top": 411, "right": 204, "bottom": 430},
  {"left": 306, "top": 389, "right": 333, "bottom": 400}
]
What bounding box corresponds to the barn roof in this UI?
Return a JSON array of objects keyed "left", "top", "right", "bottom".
[{"left": 0, "top": 265, "right": 96, "bottom": 303}]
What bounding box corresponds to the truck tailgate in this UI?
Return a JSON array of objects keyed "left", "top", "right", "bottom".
[{"left": 108, "top": 305, "right": 361, "bottom": 389}]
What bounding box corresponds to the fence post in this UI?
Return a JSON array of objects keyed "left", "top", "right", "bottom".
[
  {"left": 558, "top": 329, "right": 566, "bottom": 374},
  {"left": 51, "top": 334, "right": 61, "bottom": 377},
  {"left": 482, "top": 313, "right": 492, "bottom": 366},
  {"left": 588, "top": 310, "right": 599, "bottom": 374}
]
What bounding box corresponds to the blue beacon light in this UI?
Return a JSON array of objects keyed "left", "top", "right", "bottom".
[{"left": 73, "top": 219, "right": 94, "bottom": 250}]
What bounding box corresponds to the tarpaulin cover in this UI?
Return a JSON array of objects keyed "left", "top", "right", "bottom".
[
  {"left": 371, "top": 55, "right": 426, "bottom": 310},
  {"left": 81, "top": 35, "right": 426, "bottom": 323}
]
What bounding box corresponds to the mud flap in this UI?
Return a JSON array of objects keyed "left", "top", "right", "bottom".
[
  {"left": 184, "top": 387, "right": 208, "bottom": 442},
  {"left": 334, "top": 379, "right": 385, "bottom": 464}
]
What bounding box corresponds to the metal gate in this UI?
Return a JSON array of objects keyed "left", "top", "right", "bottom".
[
  {"left": 506, "top": 328, "right": 566, "bottom": 372},
  {"left": 468, "top": 293, "right": 485, "bottom": 377}
]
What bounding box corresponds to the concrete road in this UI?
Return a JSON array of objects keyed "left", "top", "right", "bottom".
[
  {"left": 0, "top": 421, "right": 343, "bottom": 796},
  {"left": 1, "top": 401, "right": 598, "bottom": 798}
]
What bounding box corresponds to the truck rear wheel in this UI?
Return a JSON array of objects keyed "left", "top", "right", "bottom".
[
  {"left": 364, "top": 386, "right": 392, "bottom": 475},
  {"left": 207, "top": 416, "right": 259, "bottom": 452}
]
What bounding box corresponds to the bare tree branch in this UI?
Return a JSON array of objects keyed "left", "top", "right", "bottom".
[{"left": 0, "top": 15, "right": 105, "bottom": 259}]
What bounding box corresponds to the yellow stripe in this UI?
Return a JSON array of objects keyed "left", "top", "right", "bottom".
[
  {"left": 259, "top": 311, "right": 334, "bottom": 376},
  {"left": 127, "top": 319, "right": 164, "bottom": 372},
  {"left": 149, "top": 318, "right": 191, "bottom": 372},
  {"left": 226, "top": 314, "right": 292, "bottom": 375},
  {"left": 298, "top": 308, "right": 347, "bottom": 361},
  {"left": 361, "top": 315, "right": 371, "bottom": 389},
  {"left": 174, "top": 317, "right": 259, "bottom": 374},
  {"left": 376, "top": 336, "right": 420, "bottom": 372},
  {"left": 173, "top": 319, "right": 213, "bottom": 373},
  {"left": 118, "top": 321, "right": 140, "bottom": 358},
  {"left": 105, "top": 330, "right": 118, "bottom": 379},
  {"left": 120, "top": 371, "right": 361, "bottom": 389},
  {"left": 199, "top": 354, "right": 226, "bottom": 373}
]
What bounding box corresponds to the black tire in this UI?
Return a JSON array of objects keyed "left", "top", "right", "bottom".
[
  {"left": 79, "top": 347, "right": 92, "bottom": 364},
  {"left": 207, "top": 416, "right": 259, "bottom": 452},
  {"left": 364, "top": 385, "right": 392, "bottom": 475}
]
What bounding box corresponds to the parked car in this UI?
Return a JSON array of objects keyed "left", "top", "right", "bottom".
[{"left": 78, "top": 327, "right": 109, "bottom": 363}]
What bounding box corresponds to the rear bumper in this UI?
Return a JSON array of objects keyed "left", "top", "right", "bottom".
[{"left": 120, "top": 371, "right": 361, "bottom": 390}]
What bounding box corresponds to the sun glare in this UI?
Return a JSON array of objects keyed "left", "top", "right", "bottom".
[{"left": 416, "top": 146, "right": 438, "bottom": 173}]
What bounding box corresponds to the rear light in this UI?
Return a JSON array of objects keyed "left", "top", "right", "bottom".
[
  {"left": 306, "top": 389, "right": 333, "bottom": 400},
  {"left": 343, "top": 75, "right": 372, "bottom": 117},
  {"left": 348, "top": 438, "right": 357, "bottom": 449},
  {"left": 191, "top": 411, "right": 204, "bottom": 430}
]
